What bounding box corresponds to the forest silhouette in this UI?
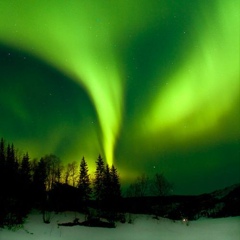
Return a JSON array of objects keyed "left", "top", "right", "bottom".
[{"left": 0, "top": 137, "right": 239, "bottom": 229}]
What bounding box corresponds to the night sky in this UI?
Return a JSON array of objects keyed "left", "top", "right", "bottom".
[{"left": 0, "top": 0, "right": 239, "bottom": 195}]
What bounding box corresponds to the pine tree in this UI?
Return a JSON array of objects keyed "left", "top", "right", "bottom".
[
  {"left": 110, "top": 165, "right": 121, "bottom": 201},
  {"left": 6, "top": 144, "right": 15, "bottom": 170},
  {"left": 102, "top": 164, "right": 122, "bottom": 222},
  {"left": 6, "top": 143, "right": 19, "bottom": 197},
  {"left": 21, "top": 153, "right": 31, "bottom": 182},
  {"left": 0, "top": 138, "right": 6, "bottom": 191},
  {"left": 78, "top": 157, "right": 92, "bottom": 203},
  {"left": 33, "top": 158, "right": 47, "bottom": 203},
  {"left": 0, "top": 138, "right": 6, "bottom": 226},
  {"left": 93, "top": 154, "right": 105, "bottom": 202},
  {"left": 0, "top": 138, "right": 5, "bottom": 163},
  {"left": 18, "top": 152, "right": 33, "bottom": 217},
  {"left": 103, "top": 164, "right": 112, "bottom": 202},
  {"left": 20, "top": 153, "right": 32, "bottom": 197}
]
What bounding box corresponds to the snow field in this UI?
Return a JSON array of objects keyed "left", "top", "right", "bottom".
[{"left": 0, "top": 211, "right": 239, "bottom": 240}]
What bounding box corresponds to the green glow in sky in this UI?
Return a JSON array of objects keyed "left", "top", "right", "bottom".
[
  {"left": 0, "top": 0, "right": 239, "bottom": 194},
  {"left": 145, "top": 0, "right": 239, "bottom": 142},
  {"left": 0, "top": 0, "right": 127, "bottom": 166}
]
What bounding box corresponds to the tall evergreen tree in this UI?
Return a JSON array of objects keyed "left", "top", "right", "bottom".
[
  {"left": 6, "top": 144, "right": 15, "bottom": 170},
  {"left": 0, "top": 139, "right": 35, "bottom": 227},
  {"left": 0, "top": 138, "right": 6, "bottom": 190},
  {"left": 103, "top": 164, "right": 112, "bottom": 202},
  {"left": 101, "top": 164, "right": 122, "bottom": 222},
  {"left": 33, "top": 158, "right": 47, "bottom": 203},
  {"left": 0, "top": 138, "right": 5, "bottom": 163},
  {"left": 1, "top": 142, "right": 27, "bottom": 226},
  {"left": 0, "top": 138, "right": 6, "bottom": 226},
  {"left": 78, "top": 157, "right": 92, "bottom": 203},
  {"left": 18, "top": 152, "right": 33, "bottom": 217},
  {"left": 20, "top": 153, "right": 31, "bottom": 182},
  {"left": 20, "top": 153, "right": 32, "bottom": 197},
  {"left": 93, "top": 154, "right": 105, "bottom": 202},
  {"left": 6, "top": 143, "right": 19, "bottom": 197},
  {"left": 110, "top": 165, "right": 121, "bottom": 201}
]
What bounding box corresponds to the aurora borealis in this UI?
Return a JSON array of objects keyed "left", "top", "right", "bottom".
[{"left": 0, "top": 0, "right": 239, "bottom": 194}]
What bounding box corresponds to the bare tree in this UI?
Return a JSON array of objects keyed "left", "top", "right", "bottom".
[
  {"left": 126, "top": 173, "right": 172, "bottom": 197},
  {"left": 42, "top": 154, "right": 63, "bottom": 191},
  {"left": 64, "top": 161, "right": 78, "bottom": 187},
  {"left": 64, "top": 163, "right": 70, "bottom": 185},
  {"left": 150, "top": 173, "right": 172, "bottom": 196},
  {"left": 126, "top": 174, "right": 150, "bottom": 197}
]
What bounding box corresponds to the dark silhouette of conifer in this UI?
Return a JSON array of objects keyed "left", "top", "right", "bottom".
[
  {"left": 33, "top": 158, "right": 47, "bottom": 203},
  {"left": 103, "top": 164, "right": 112, "bottom": 202},
  {"left": 20, "top": 153, "right": 31, "bottom": 182},
  {"left": 5, "top": 143, "right": 19, "bottom": 197},
  {"left": 20, "top": 153, "right": 32, "bottom": 200},
  {"left": 78, "top": 157, "right": 92, "bottom": 203},
  {"left": 0, "top": 138, "right": 6, "bottom": 191},
  {"left": 110, "top": 165, "right": 121, "bottom": 201},
  {"left": 18, "top": 152, "right": 33, "bottom": 218},
  {"left": 0, "top": 138, "right": 6, "bottom": 226},
  {"left": 0, "top": 138, "right": 5, "bottom": 163},
  {"left": 93, "top": 154, "right": 105, "bottom": 202},
  {"left": 110, "top": 165, "right": 121, "bottom": 213}
]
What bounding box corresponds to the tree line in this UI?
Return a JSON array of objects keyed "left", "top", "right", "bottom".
[
  {"left": 0, "top": 137, "right": 172, "bottom": 228},
  {"left": 0, "top": 138, "right": 121, "bottom": 227},
  {"left": 126, "top": 173, "right": 173, "bottom": 198}
]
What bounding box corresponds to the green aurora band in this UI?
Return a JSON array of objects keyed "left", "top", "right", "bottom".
[{"left": 0, "top": 0, "right": 239, "bottom": 194}]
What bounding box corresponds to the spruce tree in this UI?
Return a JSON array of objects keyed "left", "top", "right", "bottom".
[
  {"left": 78, "top": 157, "right": 92, "bottom": 203},
  {"left": 0, "top": 138, "right": 6, "bottom": 191},
  {"left": 21, "top": 153, "right": 31, "bottom": 182},
  {"left": 6, "top": 144, "right": 15, "bottom": 170},
  {"left": 0, "top": 138, "right": 5, "bottom": 163},
  {"left": 6, "top": 143, "right": 19, "bottom": 197},
  {"left": 93, "top": 154, "right": 105, "bottom": 206},
  {"left": 110, "top": 165, "right": 121, "bottom": 201},
  {"left": 20, "top": 153, "right": 32, "bottom": 198},
  {"left": 102, "top": 164, "right": 122, "bottom": 222},
  {"left": 33, "top": 158, "right": 47, "bottom": 203},
  {"left": 109, "top": 165, "right": 121, "bottom": 216},
  {"left": 103, "top": 164, "right": 112, "bottom": 202},
  {"left": 0, "top": 138, "right": 6, "bottom": 226},
  {"left": 18, "top": 152, "right": 33, "bottom": 217}
]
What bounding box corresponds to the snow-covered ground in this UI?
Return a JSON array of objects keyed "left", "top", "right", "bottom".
[{"left": 1, "top": 211, "right": 239, "bottom": 240}]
